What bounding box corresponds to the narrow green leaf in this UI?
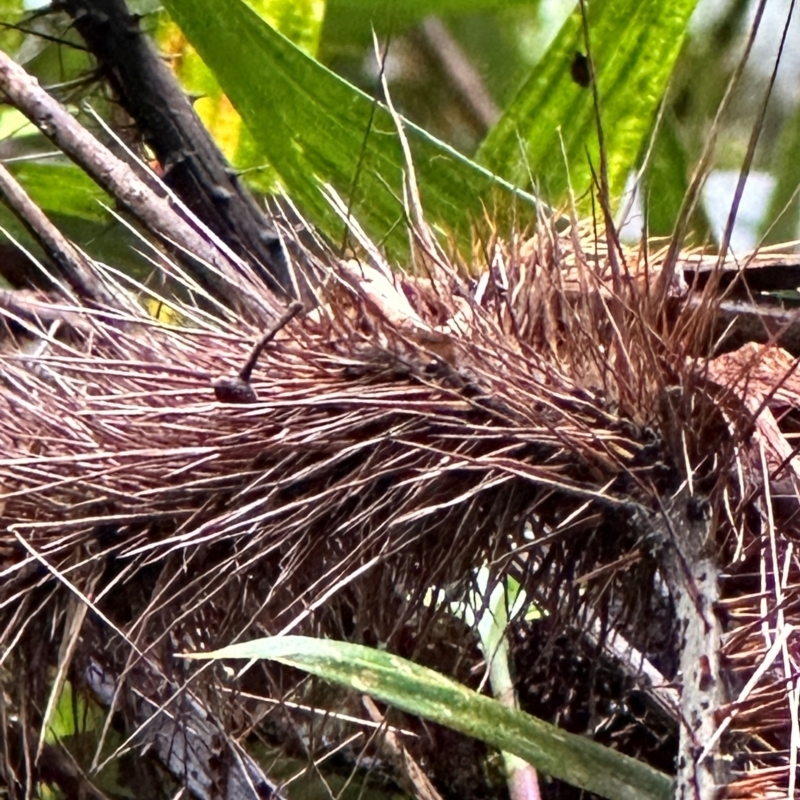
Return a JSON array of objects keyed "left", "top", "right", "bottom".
[
  {"left": 183, "top": 636, "right": 673, "bottom": 800},
  {"left": 477, "top": 0, "right": 699, "bottom": 212},
  {"left": 250, "top": 0, "right": 326, "bottom": 57},
  {"left": 161, "top": 0, "right": 536, "bottom": 261},
  {"left": 0, "top": 1, "right": 26, "bottom": 58}
]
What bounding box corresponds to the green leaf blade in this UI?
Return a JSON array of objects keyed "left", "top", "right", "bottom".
[
  {"left": 477, "top": 0, "right": 699, "bottom": 211},
  {"left": 185, "top": 636, "right": 673, "bottom": 800},
  {"left": 0, "top": 160, "right": 149, "bottom": 277},
  {"left": 161, "top": 0, "right": 536, "bottom": 261}
]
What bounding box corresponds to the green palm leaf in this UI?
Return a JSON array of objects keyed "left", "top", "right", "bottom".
[
  {"left": 477, "top": 0, "right": 699, "bottom": 213},
  {"left": 162, "top": 0, "right": 536, "bottom": 260},
  {"left": 184, "top": 635, "right": 673, "bottom": 800}
]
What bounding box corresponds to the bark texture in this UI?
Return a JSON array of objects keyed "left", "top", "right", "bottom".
[
  {"left": 662, "top": 495, "right": 729, "bottom": 799},
  {"left": 55, "top": 0, "right": 295, "bottom": 298}
]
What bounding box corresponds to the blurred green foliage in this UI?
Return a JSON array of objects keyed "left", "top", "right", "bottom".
[
  {"left": 163, "top": 0, "right": 537, "bottom": 263},
  {"left": 477, "top": 0, "right": 699, "bottom": 212},
  {"left": 0, "top": 0, "right": 797, "bottom": 272}
]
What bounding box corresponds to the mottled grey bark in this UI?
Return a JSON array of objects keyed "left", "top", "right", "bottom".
[{"left": 660, "top": 491, "right": 729, "bottom": 800}]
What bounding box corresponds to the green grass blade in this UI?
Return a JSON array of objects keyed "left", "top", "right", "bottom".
[
  {"left": 183, "top": 636, "right": 673, "bottom": 800},
  {"left": 477, "top": 0, "right": 699, "bottom": 212},
  {"left": 161, "top": 0, "right": 536, "bottom": 261}
]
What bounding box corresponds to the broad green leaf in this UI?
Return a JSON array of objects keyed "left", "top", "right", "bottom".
[
  {"left": 258, "top": 0, "right": 326, "bottom": 56},
  {"left": 9, "top": 160, "right": 111, "bottom": 224},
  {"left": 477, "top": 0, "right": 699, "bottom": 212},
  {"left": 0, "top": 1, "right": 25, "bottom": 58},
  {"left": 157, "top": 1, "right": 324, "bottom": 174},
  {"left": 161, "top": 0, "right": 536, "bottom": 261},
  {"left": 0, "top": 107, "right": 34, "bottom": 141},
  {"left": 184, "top": 636, "right": 673, "bottom": 800},
  {"left": 0, "top": 160, "right": 150, "bottom": 278},
  {"left": 760, "top": 99, "right": 800, "bottom": 246}
]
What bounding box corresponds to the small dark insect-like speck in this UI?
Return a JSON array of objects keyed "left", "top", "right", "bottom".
[{"left": 571, "top": 52, "right": 591, "bottom": 88}]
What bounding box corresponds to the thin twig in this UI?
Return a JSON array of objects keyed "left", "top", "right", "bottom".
[
  {"left": 214, "top": 300, "right": 303, "bottom": 403},
  {"left": 0, "top": 48, "right": 277, "bottom": 323},
  {"left": 240, "top": 301, "right": 304, "bottom": 383},
  {"left": 658, "top": 0, "right": 770, "bottom": 299},
  {"left": 0, "top": 160, "right": 122, "bottom": 308},
  {"left": 363, "top": 696, "right": 444, "bottom": 800}
]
